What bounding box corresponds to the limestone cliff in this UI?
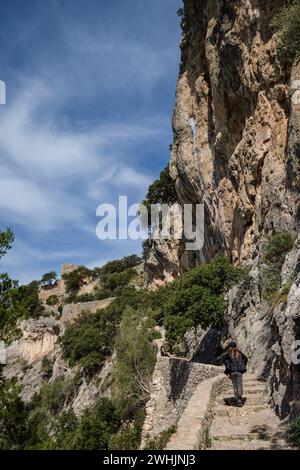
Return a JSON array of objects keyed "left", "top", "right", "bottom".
[
  {"left": 146, "top": 0, "right": 300, "bottom": 419},
  {"left": 147, "top": 0, "right": 299, "bottom": 281}
]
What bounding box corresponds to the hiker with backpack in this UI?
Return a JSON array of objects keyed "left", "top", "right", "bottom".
[{"left": 223, "top": 341, "right": 248, "bottom": 407}]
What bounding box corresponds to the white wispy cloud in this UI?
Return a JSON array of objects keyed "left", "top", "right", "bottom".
[{"left": 0, "top": 80, "right": 164, "bottom": 234}]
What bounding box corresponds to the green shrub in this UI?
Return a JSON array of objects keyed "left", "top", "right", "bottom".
[
  {"left": 30, "top": 378, "right": 71, "bottom": 415},
  {"left": 62, "top": 266, "right": 92, "bottom": 295},
  {"left": 1, "top": 276, "right": 45, "bottom": 342},
  {"left": 0, "top": 229, "right": 24, "bottom": 342},
  {"left": 41, "top": 357, "right": 53, "bottom": 380},
  {"left": 93, "top": 255, "right": 142, "bottom": 278},
  {"left": 108, "top": 423, "right": 142, "bottom": 450},
  {"left": 113, "top": 306, "right": 157, "bottom": 415},
  {"left": 0, "top": 274, "right": 22, "bottom": 342},
  {"left": 0, "top": 374, "right": 29, "bottom": 450},
  {"left": 262, "top": 232, "right": 295, "bottom": 303},
  {"left": 61, "top": 287, "right": 152, "bottom": 379},
  {"left": 0, "top": 228, "right": 14, "bottom": 258},
  {"left": 161, "top": 254, "right": 243, "bottom": 349},
  {"left": 52, "top": 410, "right": 78, "bottom": 449},
  {"left": 272, "top": 0, "right": 300, "bottom": 64},
  {"left": 288, "top": 414, "right": 300, "bottom": 447},
  {"left": 270, "top": 280, "right": 293, "bottom": 309},
  {"left": 46, "top": 294, "right": 59, "bottom": 306},
  {"left": 144, "top": 425, "right": 176, "bottom": 450},
  {"left": 141, "top": 165, "right": 177, "bottom": 229},
  {"left": 40, "top": 271, "right": 57, "bottom": 287},
  {"left": 101, "top": 268, "right": 135, "bottom": 291},
  {"left": 15, "top": 281, "right": 45, "bottom": 319},
  {"left": 24, "top": 375, "right": 82, "bottom": 449},
  {"left": 60, "top": 309, "right": 117, "bottom": 377},
  {"left": 66, "top": 398, "right": 121, "bottom": 450}
]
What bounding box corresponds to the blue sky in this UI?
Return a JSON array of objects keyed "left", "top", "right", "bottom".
[{"left": 0, "top": 0, "right": 182, "bottom": 284}]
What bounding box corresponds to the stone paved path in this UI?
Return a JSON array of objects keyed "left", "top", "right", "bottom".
[{"left": 208, "top": 374, "right": 291, "bottom": 450}]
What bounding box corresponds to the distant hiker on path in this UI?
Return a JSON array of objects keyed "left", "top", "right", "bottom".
[{"left": 223, "top": 341, "right": 248, "bottom": 407}]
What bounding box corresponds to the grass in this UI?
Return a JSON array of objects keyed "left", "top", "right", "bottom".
[{"left": 203, "top": 428, "right": 212, "bottom": 449}]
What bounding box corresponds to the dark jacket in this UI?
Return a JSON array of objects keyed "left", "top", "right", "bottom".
[{"left": 223, "top": 351, "right": 248, "bottom": 375}]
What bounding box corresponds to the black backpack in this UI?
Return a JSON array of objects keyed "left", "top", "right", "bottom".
[{"left": 224, "top": 352, "right": 247, "bottom": 375}]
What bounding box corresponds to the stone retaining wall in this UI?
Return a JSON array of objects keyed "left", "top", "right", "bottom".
[
  {"left": 141, "top": 355, "right": 222, "bottom": 447},
  {"left": 165, "top": 373, "right": 224, "bottom": 450}
]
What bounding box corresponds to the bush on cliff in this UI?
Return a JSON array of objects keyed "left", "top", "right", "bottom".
[
  {"left": 141, "top": 165, "right": 177, "bottom": 229},
  {"left": 40, "top": 271, "right": 57, "bottom": 287},
  {"left": 60, "top": 309, "right": 116, "bottom": 377},
  {"left": 262, "top": 231, "right": 295, "bottom": 304},
  {"left": 272, "top": 0, "right": 300, "bottom": 64},
  {"left": 46, "top": 294, "right": 59, "bottom": 306},
  {"left": 0, "top": 374, "right": 29, "bottom": 450},
  {"left": 62, "top": 266, "right": 93, "bottom": 295},
  {"left": 158, "top": 254, "right": 243, "bottom": 350},
  {"left": 0, "top": 228, "right": 44, "bottom": 341},
  {"left": 113, "top": 306, "right": 157, "bottom": 415},
  {"left": 62, "top": 398, "right": 121, "bottom": 450},
  {"left": 93, "top": 255, "right": 142, "bottom": 278},
  {"left": 101, "top": 268, "right": 136, "bottom": 291},
  {"left": 15, "top": 281, "right": 45, "bottom": 318}
]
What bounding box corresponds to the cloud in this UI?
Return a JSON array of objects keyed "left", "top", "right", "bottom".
[{"left": 0, "top": 80, "right": 165, "bottom": 234}]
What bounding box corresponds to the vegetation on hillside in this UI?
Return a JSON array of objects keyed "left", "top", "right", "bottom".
[
  {"left": 272, "top": 0, "right": 300, "bottom": 64},
  {"left": 141, "top": 165, "right": 177, "bottom": 229},
  {"left": 144, "top": 425, "right": 176, "bottom": 450},
  {"left": 62, "top": 266, "right": 93, "bottom": 296},
  {"left": 113, "top": 306, "right": 157, "bottom": 413},
  {"left": 63, "top": 255, "right": 142, "bottom": 304},
  {"left": 157, "top": 254, "right": 243, "bottom": 350},
  {"left": 0, "top": 375, "right": 28, "bottom": 450},
  {"left": 60, "top": 308, "right": 117, "bottom": 378},
  {"left": 0, "top": 229, "right": 44, "bottom": 342},
  {"left": 40, "top": 271, "right": 57, "bottom": 287},
  {"left": 261, "top": 231, "right": 295, "bottom": 304},
  {"left": 0, "top": 235, "right": 243, "bottom": 449},
  {"left": 93, "top": 255, "right": 142, "bottom": 277},
  {"left": 46, "top": 294, "right": 59, "bottom": 306}
]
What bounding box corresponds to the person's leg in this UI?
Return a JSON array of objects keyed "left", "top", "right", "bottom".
[
  {"left": 236, "top": 373, "right": 243, "bottom": 406},
  {"left": 237, "top": 372, "right": 243, "bottom": 399},
  {"left": 230, "top": 373, "right": 239, "bottom": 401}
]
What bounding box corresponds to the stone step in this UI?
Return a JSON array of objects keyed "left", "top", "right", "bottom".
[
  {"left": 216, "top": 394, "right": 266, "bottom": 406},
  {"left": 209, "top": 438, "right": 289, "bottom": 450},
  {"left": 206, "top": 373, "right": 290, "bottom": 451},
  {"left": 244, "top": 387, "right": 266, "bottom": 394},
  {"left": 219, "top": 382, "right": 266, "bottom": 392},
  {"left": 210, "top": 412, "right": 279, "bottom": 432},
  {"left": 214, "top": 404, "right": 270, "bottom": 418},
  {"left": 211, "top": 432, "right": 263, "bottom": 442},
  {"left": 243, "top": 378, "right": 267, "bottom": 384}
]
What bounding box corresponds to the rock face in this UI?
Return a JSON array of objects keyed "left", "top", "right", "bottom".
[
  {"left": 146, "top": 0, "right": 300, "bottom": 284},
  {"left": 3, "top": 297, "right": 116, "bottom": 404},
  {"left": 145, "top": 1, "right": 300, "bottom": 419},
  {"left": 61, "top": 298, "right": 115, "bottom": 324}
]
